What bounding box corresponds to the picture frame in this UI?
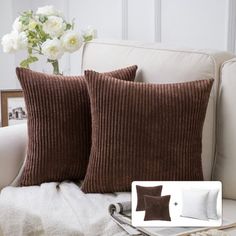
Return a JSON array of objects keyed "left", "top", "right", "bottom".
[{"left": 0, "top": 90, "right": 27, "bottom": 127}]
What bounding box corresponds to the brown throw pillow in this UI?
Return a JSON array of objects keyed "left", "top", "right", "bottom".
[
  {"left": 82, "top": 71, "right": 213, "bottom": 193},
  {"left": 136, "top": 185, "right": 163, "bottom": 211},
  {"left": 16, "top": 65, "right": 137, "bottom": 186},
  {"left": 144, "top": 195, "right": 171, "bottom": 221}
]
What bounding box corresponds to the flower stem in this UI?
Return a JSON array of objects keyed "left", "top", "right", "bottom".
[{"left": 51, "top": 60, "right": 60, "bottom": 75}]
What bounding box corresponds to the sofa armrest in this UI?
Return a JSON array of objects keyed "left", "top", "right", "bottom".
[
  {"left": 0, "top": 124, "right": 27, "bottom": 190},
  {"left": 214, "top": 58, "right": 236, "bottom": 199}
]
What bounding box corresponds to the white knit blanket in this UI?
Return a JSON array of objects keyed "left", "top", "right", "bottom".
[
  {"left": 0, "top": 182, "right": 130, "bottom": 236},
  {"left": 1, "top": 183, "right": 236, "bottom": 236}
]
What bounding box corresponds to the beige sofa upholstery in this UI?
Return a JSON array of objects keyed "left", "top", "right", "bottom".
[
  {"left": 0, "top": 124, "right": 27, "bottom": 189},
  {"left": 214, "top": 58, "right": 236, "bottom": 199}
]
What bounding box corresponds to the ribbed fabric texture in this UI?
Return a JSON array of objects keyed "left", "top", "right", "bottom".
[
  {"left": 136, "top": 185, "right": 163, "bottom": 211},
  {"left": 16, "top": 66, "right": 137, "bottom": 186},
  {"left": 82, "top": 71, "right": 214, "bottom": 193},
  {"left": 144, "top": 195, "right": 171, "bottom": 221}
]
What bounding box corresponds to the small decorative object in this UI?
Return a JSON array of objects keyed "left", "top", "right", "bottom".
[
  {"left": 1, "top": 5, "right": 96, "bottom": 74},
  {"left": 1, "top": 90, "right": 27, "bottom": 127}
]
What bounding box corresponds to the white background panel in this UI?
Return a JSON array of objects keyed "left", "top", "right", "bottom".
[
  {"left": 127, "top": 0, "right": 155, "bottom": 41},
  {"left": 0, "top": 0, "right": 233, "bottom": 89},
  {"left": 0, "top": 1, "right": 15, "bottom": 89},
  {"left": 68, "top": 0, "right": 123, "bottom": 75},
  {"left": 161, "top": 0, "right": 228, "bottom": 49}
]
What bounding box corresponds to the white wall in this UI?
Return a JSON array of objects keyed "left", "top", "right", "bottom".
[
  {"left": 0, "top": 1, "right": 15, "bottom": 89},
  {"left": 0, "top": 0, "right": 234, "bottom": 88},
  {"left": 161, "top": 0, "right": 228, "bottom": 49},
  {"left": 68, "top": 0, "right": 123, "bottom": 75},
  {"left": 127, "top": 0, "right": 156, "bottom": 41}
]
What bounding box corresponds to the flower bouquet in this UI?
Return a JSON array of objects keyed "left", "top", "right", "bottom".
[{"left": 1, "top": 5, "right": 96, "bottom": 74}]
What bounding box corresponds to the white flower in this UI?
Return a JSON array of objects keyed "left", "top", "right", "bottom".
[
  {"left": 43, "top": 16, "right": 66, "bottom": 37},
  {"left": 61, "top": 30, "right": 82, "bottom": 53},
  {"left": 14, "top": 31, "right": 28, "bottom": 50},
  {"left": 28, "top": 19, "right": 39, "bottom": 30},
  {"left": 12, "top": 17, "right": 23, "bottom": 32},
  {"left": 41, "top": 38, "right": 64, "bottom": 60},
  {"left": 82, "top": 26, "right": 97, "bottom": 40},
  {"left": 36, "top": 5, "right": 62, "bottom": 16},
  {"left": 1, "top": 33, "right": 15, "bottom": 53},
  {"left": 1, "top": 31, "right": 27, "bottom": 53}
]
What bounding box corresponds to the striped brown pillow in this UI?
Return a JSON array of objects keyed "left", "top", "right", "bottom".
[
  {"left": 16, "top": 65, "right": 137, "bottom": 186},
  {"left": 81, "top": 71, "right": 213, "bottom": 193}
]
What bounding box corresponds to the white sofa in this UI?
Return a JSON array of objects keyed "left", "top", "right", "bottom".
[{"left": 0, "top": 40, "right": 236, "bottom": 235}]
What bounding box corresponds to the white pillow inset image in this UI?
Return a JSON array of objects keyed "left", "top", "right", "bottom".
[
  {"left": 181, "top": 189, "right": 209, "bottom": 220},
  {"left": 207, "top": 189, "right": 219, "bottom": 220}
]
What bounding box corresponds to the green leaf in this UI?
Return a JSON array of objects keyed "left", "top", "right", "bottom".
[
  {"left": 23, "top": 10, "right": 33, "bottom": 16},
  {"left": 20, "top": 59, "right": 30, "bottom": 68},
  {"left": 20, "top": 15, "right": 30, "bottom": 25},
  {"left": 28, "top": 48, "right": 32, "bottom": 55},
  {"left": 66, "top": 23, "right": 72, "bottom": 30},
  {"left": 83, "top": 35, "right": 93, "bottom": 42},
  {"left": 28, "top": 56, "right": 38, "bottom": 64},
  {"left": 20, "top": 56, "right": 38, "bottom": 68},
  {"left": 39, "top": 15, "right": 48, "bottom": 23},
  {"left": 35, "top": 24, "right": 50, "bottom": 41},
  {"left": 71, "top": 18, "right": 75, "bottom": 30}
]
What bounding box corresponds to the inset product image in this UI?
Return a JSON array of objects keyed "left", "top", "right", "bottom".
[
  {"left": 181, "top": 189, "right": 219, "bottom": 221},
  {"left": 132, "top": 181, "right": 222, "bottom": 227},
  {"left": 207, "top": 189, "right": 219, "bottom": 219},
  {"left": 136, "top": 185, "right": 163, "bottom": 211},
  {"left": 144, "top": 195, "right": 171, "bottom": 221},
  {"left": 181, "top": 189, "right": 210, "bottom": 220}
]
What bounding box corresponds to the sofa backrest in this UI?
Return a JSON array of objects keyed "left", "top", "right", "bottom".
[
  {"left": 214, "top": 58, "right": 236, "bottom": 199},
  {"left": 81, "top": 39, "right": 233, "bottom": 180}
]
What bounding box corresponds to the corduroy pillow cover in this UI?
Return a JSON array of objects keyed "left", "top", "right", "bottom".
[
  {"left": 16, "top": 65, "right": 137, "bottom": 186},
  {"left": 144, "top": 195, "right": 171, "bottom": 221},
  {"left": 82, "top": 71, "right": 214, "bottom": 193},
  {"left": 136, "top": 185, "right": 163, "bottom": 211}
]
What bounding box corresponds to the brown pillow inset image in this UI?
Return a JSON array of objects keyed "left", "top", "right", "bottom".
[
  {"left": 82, "top": 70, "right": 214, "bottom": 193},
  {"left": 16, "top": 65, "right": 137, "bottom": 186},
  {"left": 144, "top": 195, "right": 171, "bottom": 221},
  {"left": 136, "top": 185, "right": 163, "bottom": 211}
]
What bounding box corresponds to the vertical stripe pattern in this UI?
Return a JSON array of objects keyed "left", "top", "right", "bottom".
[
  {"left": 82, "top": 72, "right": 214, "bottom": 193},
  {"left": 16, "top": 66, "right": 137, "bottom": 186}
]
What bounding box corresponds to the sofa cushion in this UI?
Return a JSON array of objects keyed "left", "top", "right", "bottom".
[
  {"left": 16, "top": 66, "right": 137, "bottom": 186},
  {"left": 82, "top": 70, "right": 213, "bottom": 193}
]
